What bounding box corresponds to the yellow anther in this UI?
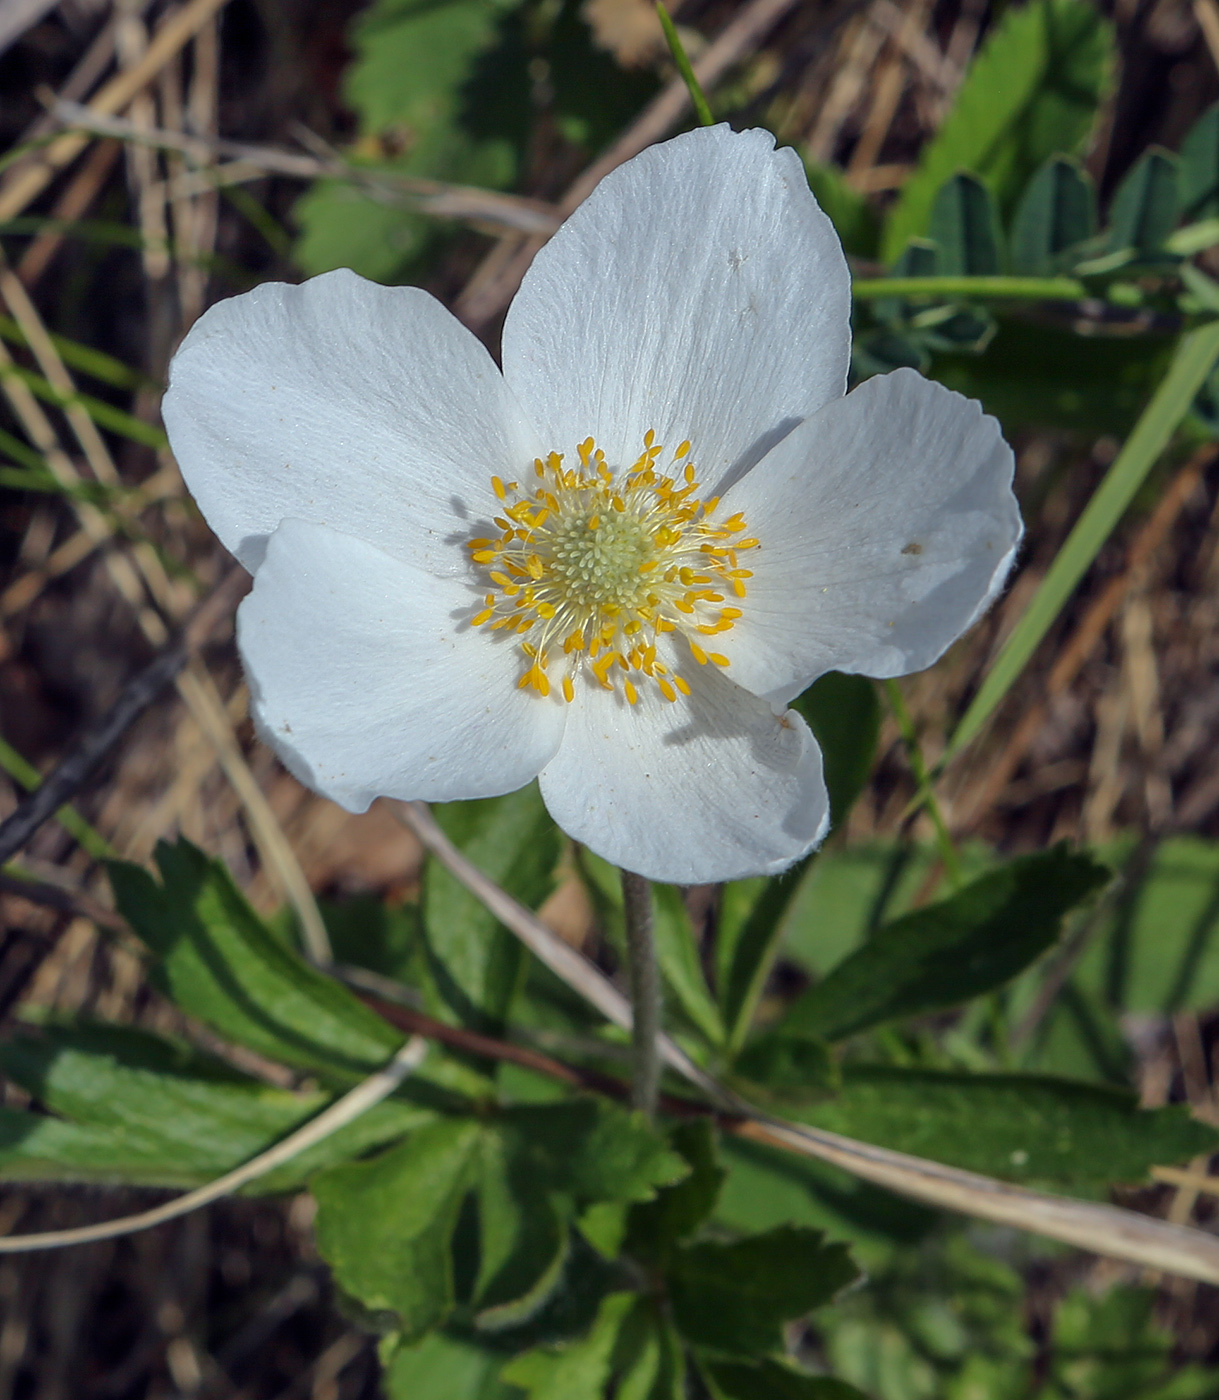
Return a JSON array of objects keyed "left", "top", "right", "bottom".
[{"left": 466, "top": 430, "right": 755, "bottom": 704}]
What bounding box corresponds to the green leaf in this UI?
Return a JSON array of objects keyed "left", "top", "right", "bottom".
[
  {"left": 651, "top": 883, "right": 724, "bottom": 1046},
  {"left": 320, "top": 894, "right": 419, "bottom": 980},
  {"left": 850, "top": 327, "right": 931, "bottom": 379},
  {"left": 625, "top": 1119, "right": 726, "bottom": 1264},
  {"left": 781, "top": 848, "right": 1109, "bottom": 1042},
  {"left": 313, "top": 1119, "right": 482, "bottom": 1339},
  {"left": 704, "top": 1359, "right": 869, "bottom": 1400},
  {"left": 926, "top": 173, "right": 1004, "bottom": 275},
  {"left": 473, "top": 1099, "right": 684, "bottom": 1326},
  {"left": 932, "top": 315, "right": 1171, "bottom": 438},
  {"left": 1010, "top": 156, "right": 1097, "bottom": 274},
  {"left": 474, "top": 1125, "right": 570, "bottom": 1329},
  {"left": 293, "top": 0, "right": 521, "bottom": 280},
  {"left": 669, "top": 1226, "right": 858, "bottom": 1357},
  {"left": 1105, "top": 148, "right": 1179, "bottom": 253},
  {"left": 790, "top": 672, "right": 881, "bottom": 832},
  {"left": 500, "top": 1291, "right": 637, "bottom": 1399},
  {"left": 424, "top": 785, "right": 559, "bottom": 1033},
  {"left": 1070, "top": 836, "right": 1219, "bottom": 1015},
  {"left": 0, "top": 1022, "right": 428, "bottom": 1189},
  {"left": 1180, "top": 103, "right": 1219, "bottom": 221},
  {"left": 109, "top": 839, "right": 401, "bottom": 1076},
  {"left": 882, "top": 0, "right": 1115, "bottom": 262},
  {"left": 797, "top": 1066, "right": 1218, "bottom": 1186},
  {"left": 717, "top": 866, "right": 811, "bottom": 1056},
  {"left": 948, "top": 318, "right": 1219, "bottom": 758},
  {"left": 383, "top": 1332, "right": 518, "bottom": 1400},
  {"left": 500, "top": 1099, "right": 688, "bottom": 1208},
  {"left": 732, "top": 1031, "right": 838, "bottom": 1104}
]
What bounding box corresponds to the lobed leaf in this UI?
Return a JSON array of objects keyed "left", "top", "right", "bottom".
[{"left": 668, "top": 1226, "right": 858, "bottom": 1357}]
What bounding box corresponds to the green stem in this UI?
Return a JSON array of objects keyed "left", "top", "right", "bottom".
[
  {"left": 656, "top": 2, "right": 714, "bottom": 128},
  {"left": 885, "top": 680, "right": 962, "bottom": 887},
  {"left": 852, "top": 275, "right": 1086, "bottom": 301},
  {"left": 621, "top": 868, "right": 662, "bottom": 1117}
]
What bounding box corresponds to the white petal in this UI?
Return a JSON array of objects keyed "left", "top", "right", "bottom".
[
  {"left": 164, "top": 269, "right": 541, "bottom": 573},
  {"left": 238, "top": 518, "right": 565, "bottom": 811},
  {"left": 501, "top": 126, "right": 850, "bottom": 493},
  {"left": 718, "top": 369, "right": 1021, "bottom": 704},
  {"left": 539, "top": 658, "right": 829, "bottom": 885}
]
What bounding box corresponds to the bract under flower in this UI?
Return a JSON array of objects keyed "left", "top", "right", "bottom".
[{"left": 163, "top": 125, "right": 1022, "bottom": 885}]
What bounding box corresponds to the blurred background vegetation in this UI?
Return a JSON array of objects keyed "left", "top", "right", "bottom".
[{"left": 8, "top": 0, "right": 1219, "bottom": 1395}]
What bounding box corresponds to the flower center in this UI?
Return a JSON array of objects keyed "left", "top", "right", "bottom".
[{"left": 467, "top": 432, "right": 756, "bottom": 704}]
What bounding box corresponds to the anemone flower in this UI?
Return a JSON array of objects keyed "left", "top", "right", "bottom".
[{"left": 163, "top": 125, "right": 1021, "bottom": 885}]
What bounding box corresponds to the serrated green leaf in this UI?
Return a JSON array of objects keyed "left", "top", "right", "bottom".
[
  {"left": 294, "top": 0, "right": 521, "bottom": 280},
  {"left": 704, "top": 1358, "right": 869, "bottom": 1400},
  {"left": 109, "top": 839, "right": 401, "bottom": 1076},
  {"left": 475, "top": 1125, "right": 570, "bottom": 1329},
  {"left": 1180, "top": 103, "right": 1219, "bottom": 221},
  {"left": 500, "top": 1291, "right": 637, "bottom": 1399},
  {"left": 313, "top": 1119, "right": 482, "bottom": 1338},
  {"left": 782, "top": 849, "right": 1109, "bottom": 1042},
  {"left": 927, "top": 173, "right": 1004, "bottom": 275},
  {"left": 1106, "top": 148, "right": 1179, "bottom": 253},
  {"left": 882, "top": 0, "right": 1114, "bottom": 262},
  {"left": 501, "top": 1098, "right": 688, "bottom": 1207},
  {"left": 1010, "top": 156, "right": 1097, "bottom": 274},
  {"left": 669, "top": 1226, "right": 858, "bottom": 1357},
  {"left": 797, "top": 1066, "right": 1218, "bottom": 1186},
  {"left": 625, "top": 1119, "right": 725, "bottom": 1264},
  {"left": 383, "top": 1331, "right": 519, "bottom": 1400},
  {"left": 424, "top": 784, "right": 559, "bottom": 1033},
  {"left": 790, "top": 672, "right": 881, "bottom": 833}
]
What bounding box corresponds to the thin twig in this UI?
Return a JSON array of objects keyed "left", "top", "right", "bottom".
[
  {"left": 394, "top": 799, "right": 1219, "bottom": 1284},
  {"left": 0, "top": 0, "right": 234, "bottom": 224},
  {"left": 0, "top": 1037, "right": 428, "bottom": 1253},
  {"left": 49, "top": 100, "right": 562, "bottom": 236},
  {"left": 0, "top": 568, "right": 248, "bottom": 866},
  {"left": 621, "top": 869, "right": 662, "bottom": 1116}
]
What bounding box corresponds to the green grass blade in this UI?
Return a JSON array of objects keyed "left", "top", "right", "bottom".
[
  {"left": 946, "top": 318, "right": 1219, "bottom": 761},
  {"left": 0, "top": 315, "right": 155, "bottom": 392},
  {"left": 852, "top": 274, "right": 1086, "bottom": 301},
  {"left": 657, "top": 1, "right": 714, "bottom": 127},
  {"left": 0, "top": 364, "right": 167, "bottom": 449}
]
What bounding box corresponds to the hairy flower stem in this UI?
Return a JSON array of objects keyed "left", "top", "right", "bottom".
[{"left": 621, "top": 868, "right": 662, "bottom": 1118}]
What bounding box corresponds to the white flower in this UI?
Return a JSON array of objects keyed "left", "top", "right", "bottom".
[{"left": 163, "top": 125, "right": 1021, "bottom": 886}]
